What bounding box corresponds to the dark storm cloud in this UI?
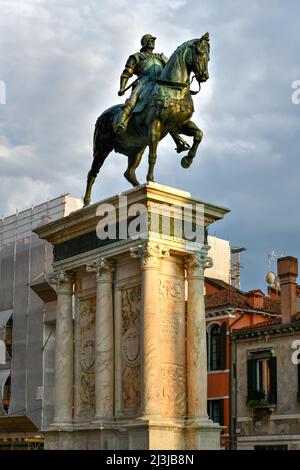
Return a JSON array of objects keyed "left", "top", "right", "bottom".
[{"left": 0, "top": 0, "right": 299, "bottom": 289}]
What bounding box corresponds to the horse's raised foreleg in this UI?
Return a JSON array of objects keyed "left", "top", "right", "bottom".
[
  {"left": 176, "top": 120, "right": 203, "bottom": 169},
  {"left": 147, "top": 119, "right": 162, "bottom": 182},
  {"left": 124, "top": 146, "right": 146, "bottom": 187}
]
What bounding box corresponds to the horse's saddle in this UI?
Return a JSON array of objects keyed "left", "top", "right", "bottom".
[{"left": 132, "top": 80, "right": 155, "bottom": 114}]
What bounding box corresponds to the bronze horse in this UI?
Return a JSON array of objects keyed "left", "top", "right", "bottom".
[{"left": 83, "top": 33, "right": 210, "bottom": 206}]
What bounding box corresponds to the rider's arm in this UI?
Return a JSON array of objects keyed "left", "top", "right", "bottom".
[
  {"left": 160, "top": 53, "right": 169, "bottom": 66},
  {"left": 118, "top": 54, "right": 138, "bottom": 95}
]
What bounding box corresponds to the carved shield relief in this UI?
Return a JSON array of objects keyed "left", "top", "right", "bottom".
[{"left": 121, "top": 286, "right": 141, "bottom": 412}]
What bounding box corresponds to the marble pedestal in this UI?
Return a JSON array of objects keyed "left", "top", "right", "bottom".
[{"left": 35, "top": 183, "right": 229, "bottom": 450}]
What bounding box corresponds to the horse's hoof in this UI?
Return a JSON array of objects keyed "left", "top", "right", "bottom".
[
  {"left": 181, "top": 156, "right": 193, "bottom": 169},
  {"left": 124, "top": 171, "right": 140, "bottom": 187},
  {"left": 83, "top": 197, "right": 90, "bottom": 206}
]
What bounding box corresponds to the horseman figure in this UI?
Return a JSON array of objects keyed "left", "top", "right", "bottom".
[
  {"left": 83, "top": 33, "right": 210, "bottom": 206},
  {"left": 115, "top": 34, "right": 190, "bottom": 153}
]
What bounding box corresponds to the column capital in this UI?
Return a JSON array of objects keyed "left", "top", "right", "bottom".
[
  {"left": 130, "top": 242, "right": 169, "bottom": 268},
  {"left": 185, "top": 246, "right": 213, "bottom": 274},
  {"left": 86, "top": 257, "right": 115, "bottom": 280},
  {"left": 46, "top": 270, "right": 75, "bottom": 292}
]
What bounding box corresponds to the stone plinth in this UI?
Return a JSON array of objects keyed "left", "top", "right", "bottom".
[{"left": 34, "top": 182, "right": 230, "bottom": 450}]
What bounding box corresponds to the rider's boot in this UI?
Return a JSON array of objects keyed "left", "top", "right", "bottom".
[
  {"left": 170, "top": 133, "right": 191, "bottom": 153},
  {"left": 115, "top": 104, "right": 132, "bottom": 134}
]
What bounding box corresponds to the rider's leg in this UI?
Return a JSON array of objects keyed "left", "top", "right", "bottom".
[
  {"left": 115, "top": 93, "right": 138, "bottom": 134},
  {"left": 169, "top": 131, "right": 191, "bottom": 153}
]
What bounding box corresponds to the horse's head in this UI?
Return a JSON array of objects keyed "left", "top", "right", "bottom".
[{"left": 191, "top": 32, "right": 210, "bottom": 83}]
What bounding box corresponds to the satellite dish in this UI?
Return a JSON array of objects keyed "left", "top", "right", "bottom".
[{"left": 266, "top": 271, "right": 276, "bottom": 286}]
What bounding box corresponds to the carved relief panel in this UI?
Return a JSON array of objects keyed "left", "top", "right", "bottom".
[
  {"left": 76, "top": 297, "right": 96, "bottom": 421},
  {"left": 159, "top": 260, "right": 186, "bottom": 417},
  {"left": 120, "top": 286, "right": 141, "bottom": 414}
]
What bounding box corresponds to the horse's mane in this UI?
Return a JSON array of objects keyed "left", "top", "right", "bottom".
[{"left": 167, "top": 39, "right": 198, "bottom": 64}]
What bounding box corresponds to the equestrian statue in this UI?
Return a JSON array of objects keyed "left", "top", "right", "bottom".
[{"left": 83, "top": 33, "right": 210, "bottom": 206}]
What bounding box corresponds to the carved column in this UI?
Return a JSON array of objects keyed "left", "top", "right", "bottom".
[
  {"left": 185, "top": 246, "right": 213, "bottom": 421},
  {"left": 47, "top": 270, "right": 75, "bottom": 426},
  {"left": 86, "top": 257, "right": 115, "bottom": 421},
  {"left": 131, "top": 242, "right": 169, "bottom": 418}
]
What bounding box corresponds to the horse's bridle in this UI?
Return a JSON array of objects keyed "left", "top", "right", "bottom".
[
  {"left": 156, "top": 76, "right": 201, "bottom": 95},
  {"left": 156, "top": 42, "right": 205, "bottom": 95}
]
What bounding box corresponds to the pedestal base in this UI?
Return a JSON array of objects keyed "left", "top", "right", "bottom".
[
  {"left": 36, "top": 183, "right": 229, "bottom": 452},
  {"left": 44, "top": 418, "right": 222, "bottom": 450}
]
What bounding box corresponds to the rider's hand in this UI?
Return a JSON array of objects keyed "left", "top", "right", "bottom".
[{"left": 118, "top": 89, "right": 125, "bottom": 96}]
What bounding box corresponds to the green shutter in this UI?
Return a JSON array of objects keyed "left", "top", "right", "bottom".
[
  {"left": 220, "top": 322, "right": 227, "bottom": 370},
  {"left": 269, "top": 356, "right": 277, "bottom": 404},
  {"left": 247, "top": 359, "right": 256, "bottom": 402}
]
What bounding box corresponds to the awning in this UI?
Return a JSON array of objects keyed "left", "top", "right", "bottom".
[
  {"left": 30, "top": 275, "right": 57, "bottom": 302},
  {"left": 0, "top": 311, "right": 12, "bottom": 342},
  {"left": 0, "top": 369, "right": 10, "bottom": 388},
  {"left": 0, "top": 310, "right": 12, "bottom": 328},
  {"left": 0, "top": 416, "right": 40, "bottom": 437}
]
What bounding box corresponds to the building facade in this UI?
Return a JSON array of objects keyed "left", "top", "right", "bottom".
[
  {"left": 204, "top": 278, "right": 280, "bottom": 448},
  {"left": 232, "top": 257, "right": 300, "bottom": 450}
]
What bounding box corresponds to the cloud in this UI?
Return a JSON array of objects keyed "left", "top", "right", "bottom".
[{"left": 0, "top": 0, "right": 300, "bottom": 290}]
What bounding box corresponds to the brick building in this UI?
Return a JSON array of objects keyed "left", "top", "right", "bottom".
[
  {"left": 205, "top": 277, "right": 281, "bottom": 448},
  {"left": 231, "top": 257, "right": 300, "bottom": 450}
]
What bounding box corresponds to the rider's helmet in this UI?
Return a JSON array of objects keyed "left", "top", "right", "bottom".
[{"left": 140, "top": 34, "right": 156, "bottom": 52}]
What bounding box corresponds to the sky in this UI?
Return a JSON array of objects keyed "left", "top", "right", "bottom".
[{"left": 0, "top": 0, "right": 299, "bottom": 291}]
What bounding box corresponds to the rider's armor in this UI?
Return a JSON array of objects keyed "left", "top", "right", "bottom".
[{"left": 115, "top": 51, "right": 168, "bottom": 134}]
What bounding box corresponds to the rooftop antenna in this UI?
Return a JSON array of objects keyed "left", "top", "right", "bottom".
[
  {"left": 267, "top": 250, "right": 283, "bottom": 266},
  {"left": 230, "top": 246, "right": 246, "bottom": 290},
  {"left": 266, "top": 251, "right": 283, "bottom": 294}
]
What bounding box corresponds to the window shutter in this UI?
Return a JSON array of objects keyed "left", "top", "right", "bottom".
[
  {"left": 247, "top": 359, "right": 256, "bottom": 401},
  {"left": 220, "top": 322, "right": 227, "bottom": 370},
  {"left": 269, "top": 356, "right": 277, "bottom": 404},
  {"left": 219, "top": 399, "right": 225, "bottom": 427},
  {"left": 206, "top": 332, "right": 209, "bottom": 369}
]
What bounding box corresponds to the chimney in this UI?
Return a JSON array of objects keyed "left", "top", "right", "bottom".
[
  {"left": 277, "top": 256, "right": 298, "bottom": 323},
  {"left": 247, "top": 290, "right": 264, "bottom": 309}
]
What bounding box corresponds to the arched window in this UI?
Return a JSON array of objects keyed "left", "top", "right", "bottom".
[{"left": 210, "top": 324, "right": 221, "bottom": 371}]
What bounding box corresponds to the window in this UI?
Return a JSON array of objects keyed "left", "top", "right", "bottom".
[
  {"left": 207, "top": 322, "right": 227, "bottom": 371},
  {"left": 2, "top": 375, "right": 11, "bottom": 413},
  {"left": 210, "top": 324, "right": 221, "bottom": 370},
  {"left": 247, "top": 351, "right": 277, "bottom": 404},
  {"left": 256, "top": 358, "right": 270, "bottom": 400},
  {"left": 207, "top": 399, "right": 224, "bottom": 426}
]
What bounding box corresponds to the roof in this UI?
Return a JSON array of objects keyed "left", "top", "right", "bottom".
[
  {"left": 234, "top": 318, "right": 281, "bottom": 332},
  {"left": 232, "top": 317, "right": 300, "bottom": 338},
  {"left": 205, "top": 278, "right": 281, "bottom": 315}
]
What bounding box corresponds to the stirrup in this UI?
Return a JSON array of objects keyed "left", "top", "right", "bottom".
[{"left": 175, "top": 141, "right": 191, "bottom": 153}]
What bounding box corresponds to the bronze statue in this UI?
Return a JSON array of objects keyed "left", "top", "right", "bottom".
[
  {"left": 115, "top": 34, "right": 190, "bottom": 154},
  {"left": 83, "top": 33, "right": 210, "bottom": 206}
]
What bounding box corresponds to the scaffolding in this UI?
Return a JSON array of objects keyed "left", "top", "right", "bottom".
[{"left": 0, "top": 194, "right": 82, "bottom": 444}]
